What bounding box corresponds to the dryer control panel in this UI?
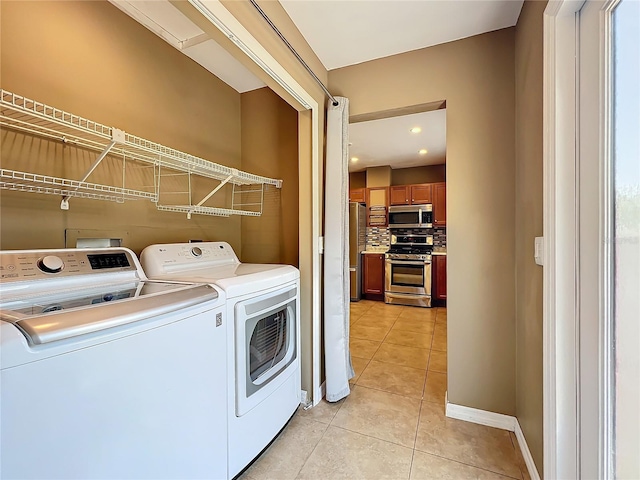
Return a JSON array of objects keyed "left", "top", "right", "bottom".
[{"left": 140, "top": 242, "right": 240, "bottom": 276}]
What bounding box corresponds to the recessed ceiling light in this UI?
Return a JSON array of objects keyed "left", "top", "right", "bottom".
[
  {"left": 419, "top": 149, "right": 428, "bottom": 155},
  {"left": 351, "top": 157, "right": 359, "bottom": 162},
  {"left": 410, "top": 127, "right": 422, "bottom": 134}
]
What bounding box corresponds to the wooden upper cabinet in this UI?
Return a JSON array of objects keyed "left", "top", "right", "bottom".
[
  {"left": 410, "top": 184, "right": 432, "bottom": 204},
  {"left": 349, "top": 188, "right": 365, "bottom": 203},
  {"left": 433, "top": 182, "right": 446, "bottom": 226},
  {"left": 389, "top": 186, "right": 410, "bottom": 205},
  {"left": 389, "top": 184, "right": 433, "bottom": 205}
]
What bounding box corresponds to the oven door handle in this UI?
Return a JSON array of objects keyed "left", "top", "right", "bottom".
[{"left": 386, "top": 260, "right": 430, "bottom": 266}]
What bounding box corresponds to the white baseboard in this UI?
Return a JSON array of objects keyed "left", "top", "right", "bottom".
[
  {"left": 514, "top": 419, "right": 541, "bottom": 480},
  {"left": 446, "top": 399, "right": 540, "bottom": 480},
  {"left": 313, "top": 381, "right": 326, "bottom": 407},
  {"left": 445, "top": 401, "right": 516, "bottom": 431}
]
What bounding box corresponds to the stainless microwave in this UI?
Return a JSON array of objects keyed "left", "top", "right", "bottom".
[{"left": 388, "top": 204, "right": 433, "bottom": 229}]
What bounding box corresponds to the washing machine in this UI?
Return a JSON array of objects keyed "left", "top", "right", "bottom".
[
  {"left": 0, "top": 247, "right": 227, "bottom": 480},
  {"left": 140, "top": 242, "right": 301, "bottom": 479}
]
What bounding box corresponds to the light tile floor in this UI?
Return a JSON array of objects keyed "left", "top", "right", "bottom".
[{"left": 239, "top": 302, "right": 530, "bottom": 480}]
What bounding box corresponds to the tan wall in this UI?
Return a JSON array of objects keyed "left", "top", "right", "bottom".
[
  {"left": 515, "top": 0, "right": 547, "bottom": 472},
  {"left": 366, "top": 166, "right": 392, "bottom": 187},
  {"left": 392, "top": 165, "right": 446, "bottom": 185},
  {"left": 0, "top": 1, "right": 243, "bottom": 255},
  {"left": 330, "top": 29, "right": 517, "bottom": 414},
  {"left": 349, "top": 172, "right": 366, "bottom": 189},
  {"left": 241, "top": 88, "right": 299, "bottom": 266}
]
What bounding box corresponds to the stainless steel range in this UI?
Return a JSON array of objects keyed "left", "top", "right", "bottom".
[{"left": 384, "top": 232, "right": 433, "bottom": 307}]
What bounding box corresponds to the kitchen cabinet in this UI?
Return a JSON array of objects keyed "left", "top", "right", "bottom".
[
  {"left": 389, "top": 183, "right": 433, "bottom": 205},
  {"left": 411, "top": 184, "right": 432, "bottom": 204},
  {"left": 349, "top": 188, "right": 366, "bottom": 203},
  {"left": 389, "top": 186, "right": 410, "bottom": 205},
  {"left": 433, "top": 182, "right": 447, "bottom": 226},
  {"left": 433, "top": 254, "right": 447, "bottom": 302},
  {"left": 363, "top": 253, "right": 385, "bottom": 297}
]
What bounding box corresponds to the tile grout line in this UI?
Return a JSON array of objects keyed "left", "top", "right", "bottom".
[
  {"left": 350, "top": 382, "right": 426, "bottom": 402},
  {"left": 508, "top": 431, "right": 527, "bottom": 480},
  {"left": 408, "top": 448, "right": 416, "bottom": 480},
  {"left": 292, "top": 416, "right": 332, "bottom": 480},
  {"left": 326, "top": 422, "right": 416, "bottom": 452},
  {"left": 413, "top": 449, "right": 523, "bottom": 480},
  {"left": 351, "top": 309, "right": 402, "bottom": 376}
]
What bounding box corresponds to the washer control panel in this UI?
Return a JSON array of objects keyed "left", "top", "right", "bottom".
[
  {"left": 0, "top": 249, "right": 137, "bottom": 282},
  {"left": 37, "top": 255, "right": 65, "bottom": 274}
]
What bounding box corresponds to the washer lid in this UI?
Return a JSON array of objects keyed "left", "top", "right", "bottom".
[{"left": 0, "top": 281, "right": 218, "bottom": 345}]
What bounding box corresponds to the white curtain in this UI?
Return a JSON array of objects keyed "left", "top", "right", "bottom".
[{"left": 323, "top": 97, "right": 354, "bottom": 402}]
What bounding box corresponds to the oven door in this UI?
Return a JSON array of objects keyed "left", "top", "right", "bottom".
[{"left": 385, "top": 259, "right": 431, "bottom": 295}]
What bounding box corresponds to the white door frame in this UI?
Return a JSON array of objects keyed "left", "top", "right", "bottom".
[
  {"left": 543, "top": 1, "right": 617, "bottom": 478},
  {"left": 186, "top": 0, "right": 323, "bottom": 404},
  {"left": 543, "top": 3, "right": 583, "bottom": 477}
]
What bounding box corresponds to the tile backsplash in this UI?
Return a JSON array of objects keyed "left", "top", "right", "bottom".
[
  {"left": 432, "top": 226, "right": 447, "bottom": 247},
  {"left": 365, "top": 226, "right": 446, "bottom": 249},
  {"left": 366, "top": 227, "right": 390, "bottom": 248}
]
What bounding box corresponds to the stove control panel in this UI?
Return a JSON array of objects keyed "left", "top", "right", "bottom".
[
  {"left": 386, "top": 253, "right": 432, "bottom": 261},
  {"left": 0, "top": 249, "right": 138, "bottom": 282}
]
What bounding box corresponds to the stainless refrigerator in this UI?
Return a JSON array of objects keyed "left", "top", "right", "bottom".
[{"left": 349, "top": 202, "right": 367, "bottom": 301}]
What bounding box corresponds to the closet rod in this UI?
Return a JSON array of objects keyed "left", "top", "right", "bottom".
[{"left": 248, "top": 0, "right": 339, "bottom": 107}]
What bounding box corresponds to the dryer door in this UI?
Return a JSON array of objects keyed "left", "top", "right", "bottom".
[{"left": 235, "top": 284, "right": 298, "bottom": 417}]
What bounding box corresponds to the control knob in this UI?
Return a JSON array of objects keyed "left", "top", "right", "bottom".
[
  {"left": 191, "top": 246, "right": 203, "bottom": 257},
  {"left": 37, "top": 255, "right": 65, "bottom": 274}
]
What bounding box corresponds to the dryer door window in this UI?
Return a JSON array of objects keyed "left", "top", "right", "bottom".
[
  {"left": 249, "top": 307, "right": 289, "bottom": 382},
  {"left": 235, "top": 285, "right": 299, "bottom": 417}
]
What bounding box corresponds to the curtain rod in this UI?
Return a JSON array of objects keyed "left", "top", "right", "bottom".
[{"left": 248, "top": 0, "right": 339, "bottom": 107}]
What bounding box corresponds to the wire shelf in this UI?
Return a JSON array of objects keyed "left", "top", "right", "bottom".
[
  {"left": 0, "top": 89, "right": 284, "bottom": 217},
  {"left": 0, "top": 89, "right": 282, "bottom": 186},
  {"left": 0, "top": 169, "right": 157, "bottom": 203},
  {"left": 157, "top": 205, "right": 262, "bottom": 218}
]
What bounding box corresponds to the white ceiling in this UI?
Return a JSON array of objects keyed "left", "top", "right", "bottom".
[
  {"left": 280, "top": 0, "right": 525, "bottom": 70},
  {"left": 349, "top": 109, "right": 446, "bottom": 172}
]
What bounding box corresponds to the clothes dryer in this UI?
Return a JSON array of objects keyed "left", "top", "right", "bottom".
[{"left": 141, "top": 242, "right": 300, "bottom": 479}]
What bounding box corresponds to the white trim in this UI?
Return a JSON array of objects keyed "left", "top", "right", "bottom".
[
  {"left": 514, "top": 420, "right": 543, "bottom": 480},
  {"left": 185, "top": 1, "right": 323, "bottom": 404},
  {"left": 446, "top": 401, "right": 541, "bottom": 480},
  {"left": 599, "top": 5, "right": 617, "bottom": 479},
  {"left": 445, "top": 402, "right": 516, "bottom": 432},
  {"left": 316, "top": 381, "right": 326, "bottom": 406},
  {"left": 543, "top": 2, "right": 584, "bottom": 479}
]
